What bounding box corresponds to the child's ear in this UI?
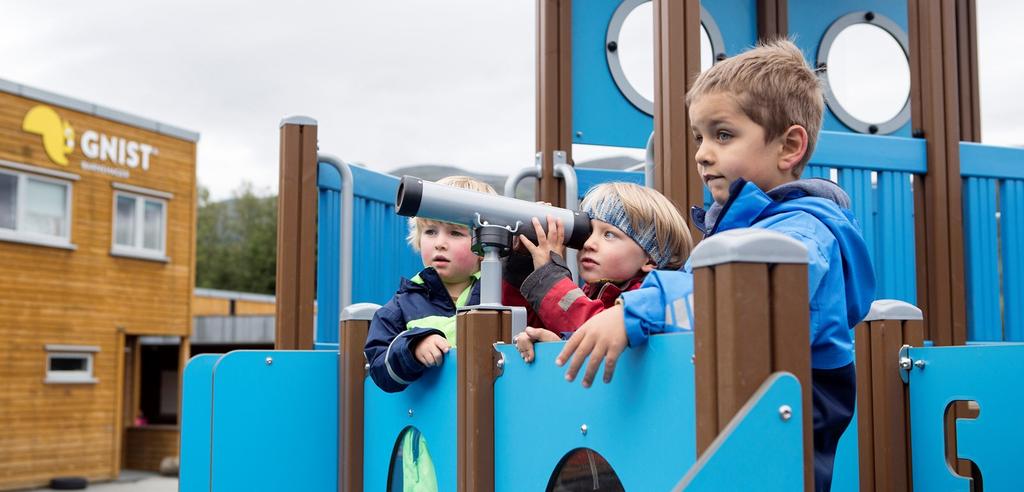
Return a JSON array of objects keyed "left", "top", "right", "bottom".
[
  {"left": 641, "top": 260, "right": 657, "bottom": 273},
  {"left": 777, "top": 124, "right": 809, "bottom": 173}
]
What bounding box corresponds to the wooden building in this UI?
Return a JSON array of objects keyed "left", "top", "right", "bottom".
[{"left": 0, "top": 78, "right": 198, "bottom": 490}]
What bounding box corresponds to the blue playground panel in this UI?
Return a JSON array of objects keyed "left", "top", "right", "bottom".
[
  {"left": 677, "top": 373, "right": 805, "bottom": 491},
  {"left": 363, "top": 352, "right": 458, "bottom": 491},
  {"left": 908, "top": 343, "right": 1024, "bottom": 491},
  {"left": 179, "top": 354, "right": 220, "bottom": 492},
  {"left": 494, "top": 332, "right": 696, "bottom": 491}
]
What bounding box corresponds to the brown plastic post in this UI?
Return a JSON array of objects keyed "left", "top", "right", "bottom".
[
  {"left": 276, "top": 116, "right": 318, "bottom": 350},
  {"left": 854, "top": 300, "right": 924, "bottom": 492},
  {"left": 955, "top": 0, "right": 981, "bottom": 142},
  {"left": 907, "top": 0, "right": 967, "bottom": 346},
  {"left": 536, "top": 0, "right": 572, "bottom": 206},
  {"left": 338, "top": 303, "right": 379, "bottom": 492},
  {"left": 652, "top": 0, "right": 702, "bottom": 239},
  {"left": 690, "top": 229, "right": 813, "bottom": 491},
  {"left": 456, "top": 309, "right": 511, "bottom": 492},
  {"left": 756, "top": 0, "right": 789, "bottom": 38}
]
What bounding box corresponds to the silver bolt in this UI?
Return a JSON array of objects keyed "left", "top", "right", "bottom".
[
  {"left": 364, "top": 363, "right": 370, "bottom": 371},
  {"left": 580, "top": 424, "right": 588, "bottom": 435},
  {"left": 899, "top": 357, "right": 912, "bottom": 371},
  {"left": 496, "top": 358, "right": 505, "bottom": 369},
  {"left": 691, "top": 354, "right": 696, "bottom": 364},
  {"left": 914, "top": 359, "right": 926, "bottom": 369},
  {"left": 408, "top": 409, "right": 414, "bottom": 417},
  {"left": 265, "top": 357, "right": 273, "bottom": 366},
  {"left": 779, "top": 405, "right": 793, "bottom": 421},
  {"left": 576, "top": 131, "right": 583, "bottom": 138}
]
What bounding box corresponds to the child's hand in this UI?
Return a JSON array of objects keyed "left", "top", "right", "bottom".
[
  {"left": 514, "top": 326, "right": 561, "bottom": 363},
  {"left": 555, "top": 305, "right": 628, "bottom": 388},
  {"left": 519, "top": 215, "right": 565, "bottom": 270},
  {"left": 413, "top": 334, "right": 450, "bottom": 367}
]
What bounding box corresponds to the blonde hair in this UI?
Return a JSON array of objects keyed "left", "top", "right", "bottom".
[
  {"left": 580, "top": 182, "right": 693, "bottom": 270},
  {"left": 406, "top": 175, "right": 497, "bottom": 250},
  {"left": 686, "top": 38, "right": 824, "bottom": 176}
]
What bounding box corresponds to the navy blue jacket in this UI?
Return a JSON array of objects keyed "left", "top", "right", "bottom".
[{"left": 364, "top": 267, "right": 481, "bottom": 393}]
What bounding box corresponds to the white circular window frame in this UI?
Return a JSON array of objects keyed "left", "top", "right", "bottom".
[
  {"left": 606, "top": 0, "right": 725, "bottom": 116},
  {"left": 818, "top": 11, "right": 911, "bottom": 135}
]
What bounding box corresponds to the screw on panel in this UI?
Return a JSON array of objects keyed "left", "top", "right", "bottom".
[
  {"left": 607, "top": 41, "right": 618, "bottom": 52},
  {"left": 364, "top": 363, "right": 370, "bottom": 371},
  {"left": 778, "top": 405, "right": 793, "bottom": 421},
  {"left": 265, "top": 357, "right": 273, "bottom": 366},
  {"left": 576, "top": 131, "right": 583, "bottom": 138},
  {"left": 864, "top": 11, "right": 876, "bottom": 22},
  {"left": 580, "top": 424, "right": 588, "bottom": 435},
  {"left": 868, "top": 125, "right": 879, "bottom": 134},
  {"left": 899, "top": 356, "right": 913, "bottom": 371},
  {"left": 691, "top": 354, "right": 695, "bottom": 364},
  {"left": 914, "top": 359, "right": 926, "bottom": 369},
  {"left": 408, "top": 409, "right": 414, "bottom": 417},
  {"left": 715, "top": 53, "right": 726, "bottom": 62}
]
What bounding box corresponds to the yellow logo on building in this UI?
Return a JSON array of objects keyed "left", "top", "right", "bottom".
[{"left": 22, "top": 105, "right": 75, "bottom": 166}]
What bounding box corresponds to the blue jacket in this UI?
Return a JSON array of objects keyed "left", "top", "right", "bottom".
[
  {"left": 621, "top": 179, "right": 875, "bottom": 369},
  {"left": 364, "top": 267, "right": 481, "bottom": 393}
]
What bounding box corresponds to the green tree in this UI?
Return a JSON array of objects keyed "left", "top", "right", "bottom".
[{"left": 196, "top": 182, "right": 277, "bottom": 294}]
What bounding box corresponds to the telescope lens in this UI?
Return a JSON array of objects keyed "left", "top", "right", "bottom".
[{"left": 395, "top": 176, "right": 424, "bottom": 217}]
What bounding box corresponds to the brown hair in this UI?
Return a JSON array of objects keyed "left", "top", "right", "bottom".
[{"left": 687, "top": 38, "right": 824, "bottom": 175}]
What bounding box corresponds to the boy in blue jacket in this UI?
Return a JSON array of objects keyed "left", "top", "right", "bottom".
[{"left": 555, "top": 39, "right": 875, "bottom": 491}]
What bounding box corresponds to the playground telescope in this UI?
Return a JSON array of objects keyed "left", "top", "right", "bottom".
[{"left": 395, "top": 175, "right": 592, "bottom": 250}]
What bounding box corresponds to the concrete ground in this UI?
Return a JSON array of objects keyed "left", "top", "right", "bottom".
[{"left": 35, "top": 470, "right": 177, "bottom": 492}]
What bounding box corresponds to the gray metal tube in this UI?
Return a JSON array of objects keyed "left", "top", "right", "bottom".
[
  {"left": 645, "top": 131, "right": 655, "bottom": 188},
  {"left": 504, "top": 166, "right": 541, "bottom": 198},
  {"left": 479, "top": 248, "right": 503, "bottom": 305},
  {"left": 553, "top": 163, "right": 580, "bottom": 284},
  {"left": 318, "top": 154, "right": 353, "bottom": 310}
]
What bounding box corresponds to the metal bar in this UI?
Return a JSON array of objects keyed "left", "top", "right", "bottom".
[
  {"left": 319, "top": 154, "right": 354, "bottom": 309},
  {"left": 553, "top": 161, "right": 580, "bottom": 283}
]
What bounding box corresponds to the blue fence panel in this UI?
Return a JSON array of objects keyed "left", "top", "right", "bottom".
[
  {"left": 908, "top": 344, "right": 1024, "bottom": 491},
  {"left": 210, "top": 351, "right": 337, "bottom": 491},
  {"left": 1002, "top": 179, "right": 1024, "bottom": 341},
  {"left": 179, "top": 354, "right": 221, "bottom": 492},
  {"left": 838, "top": 168, "right": 875, "bottom": 265},
  {"left": 963, "top": 177, "right": 1001, "bottom": 341},
  {"left": 363, "top": 353, "right": 458, "bottom": 491},
  {"left": 875, "top": 171, "right": 917, "bottom": 302},
  {"left": 575, "top": 168, "right": 644, "bottom": 201},
  {"left": 317, "top": 163, "right": 343, "bottom": 346},
  {"left": 494, "top": 333, "right": 696, "bottom": 491}
]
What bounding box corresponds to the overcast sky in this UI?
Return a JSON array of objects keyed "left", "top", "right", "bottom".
[{"left": 2, "top": 1, "right": 1020, "bottom": 200}]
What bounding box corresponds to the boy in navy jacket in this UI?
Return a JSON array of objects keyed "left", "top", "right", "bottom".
[{"left": 555, "top": 40, "right": 875, "bottom": 491}]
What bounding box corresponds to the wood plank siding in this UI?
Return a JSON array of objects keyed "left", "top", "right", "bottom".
[{"left": 0, "top": 91, "right": 196, "bottom": 490}]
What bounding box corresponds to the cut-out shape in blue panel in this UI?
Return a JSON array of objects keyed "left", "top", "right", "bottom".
[
  {"left": 830, "top": 408, "right": 859, "bottom": 492},
  {"left": 908, "top": 344, "right": 1024, "bottom": 491},
  {"left": 788, "top": 0, "right": 911, "bottom": 137},
  {"left": 494, "top": 332, "right": 696, "bottom": 491},
  {"left": 210, "top": 351, "right": 337, "bottom": 491},
  {"left": 180, "top": 354, "right": 221, "bottom": 492},
  {"left": 572, "top": 0, "right": 757, "bottom": 149},
  {"left": 363, "top": 353, "right": 458, "bottom": 491},
  {"left": 675, "top": 372, "right": 804, "bottom": 491}
]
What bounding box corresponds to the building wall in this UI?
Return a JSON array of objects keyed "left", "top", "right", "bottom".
[{"left": 0, "top": 91, "right": 196, "bottom": 490}]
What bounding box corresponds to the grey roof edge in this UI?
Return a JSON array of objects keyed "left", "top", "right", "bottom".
[
  {"left": 280, "top": 115, "right": 318, "bottom": 127},
  {"left": 194, "top": 287, "right": 275, "bottom": 303},
  {"left": 863, "top": 299, "right": 923, "bottom": 322},
  {"left": 342, "top": 303, "right": 382, "bottom": 321},
  {"left": 0, "top": 77, "right": 200, "bottom": 143},
  {"left": 689, "top": 228, "right": 808, "bottom": 268}
]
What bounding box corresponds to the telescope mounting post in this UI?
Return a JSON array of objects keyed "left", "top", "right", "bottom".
[{"left": 472, "top": 213, "right": 519, "bottom": 306}]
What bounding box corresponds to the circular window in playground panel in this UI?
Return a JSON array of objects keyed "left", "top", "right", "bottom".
[
  {"left": 818, "top": 12, "right": 911, "bottom": 135},
  {"left": 546, "top": 448, "right": 625, "bottom": 492},
  {"left": 387, "top": 427, "right": 438, "bottom": 492},
  {"left": 607, "top": 1, "right": 725, "bottom": 116}
]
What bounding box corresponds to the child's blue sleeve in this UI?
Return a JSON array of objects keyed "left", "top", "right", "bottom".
[{"left": 620, "top": 270, "right": 695, "bottom": 347}]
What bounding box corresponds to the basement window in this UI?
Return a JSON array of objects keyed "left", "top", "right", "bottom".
[{"left": 44, "top": 345, "right": 99, "bottom": 384}]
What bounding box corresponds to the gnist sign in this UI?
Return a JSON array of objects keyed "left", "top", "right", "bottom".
[{"left": 22, "top": 105, "right": 158, "bottom": 173}]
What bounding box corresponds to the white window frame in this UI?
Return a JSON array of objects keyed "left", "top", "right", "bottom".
[
  {"left": 111, "top": 190, "right": 168, "bottom": 262},
  {"left": 44, "top": 344, "right": 99, "bottom": 384},
  {"left": 0, "top": 167, "right": 75, "bottom": 250}
]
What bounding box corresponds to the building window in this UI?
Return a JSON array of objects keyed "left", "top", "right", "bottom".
[
  {"left": 112, "top": 191, "right": 167, "bottom": 260},
  {"left": 44, "top": 345, "right": 99, "bottom": 384},
  {"left": 0, "top": 168, "right": 73, "bottom": 248}
]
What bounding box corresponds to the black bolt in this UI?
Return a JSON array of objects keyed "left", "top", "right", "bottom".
[
  {"left": 868, "top": 124, "right": 879, "bottom": 134},
  {"left": 817, "top": 62, "right": 827, "bottom": 71},
  {"left": 865, "top": 11, "right": 876, "bottom": 21},
  {"left": 913, "top": 128, "right": 925, "bottom": 138},
  {"left": 607, "top": 41, "right": 618, "bottom": 52},
  {"left": 716, "top": 53, "right": 726, "bottom": 62}
]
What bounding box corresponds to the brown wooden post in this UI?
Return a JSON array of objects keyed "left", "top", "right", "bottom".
[
  {"left": 276, "top": 116, "right": 318, "bottom": 350},
  {"left": 338, "top": 303, "right": 379, "bottom": 492},
  {"left": 955, "top": 0, "right": 981, "bottom": 142},
  {"left": 854, "top": 300, "right": 925, "bottom": 492},
  {"left": 756, "top": 0, "right": 788, "bottom": 39},
  {"left": 691, "top": 228, "right": 813, "bottom": 491},
  {"left": 907, "top": 0, "right": 968, "bottom": 347},
  {"left": 536, "top": 0, "right": 572, "bottom": 206},
  {"left": 652, "top": 0, "right": 702, "bottom": 239},
  {"left": 456, "top": 309, "right": 512, "bottom": 492}
]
